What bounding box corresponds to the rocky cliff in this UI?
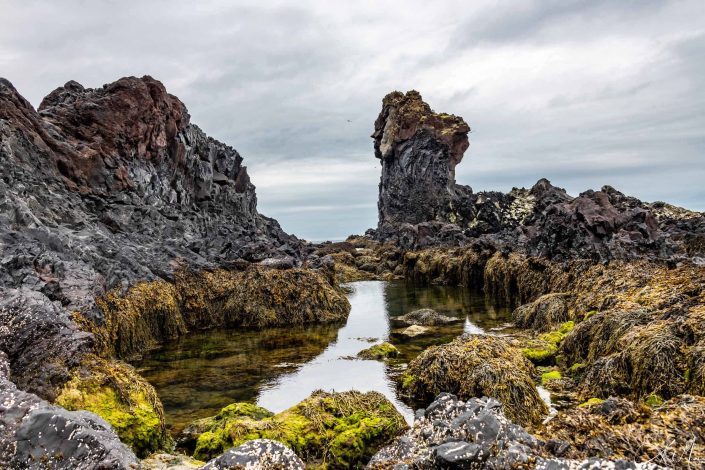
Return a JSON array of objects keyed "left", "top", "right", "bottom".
[
  {"left": 371, "top": 90, "right": 705, "bottom": 262},
  {"left": 1, "top": 76, "right": 300, "bottom": 318}
]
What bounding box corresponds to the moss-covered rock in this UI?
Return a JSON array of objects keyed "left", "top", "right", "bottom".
[
  {"left": 88, "top": 267, "right": 350, "bottom": 359},
  {"left": 187, "top": 391, "right": 408, "bottom": 468},
  {"left": 54, "top": 354, "right": 168, "bottom": 458},
  {"left": 403, "top": 334, "right": 548, "bottom": 426},
  {"left": 357, "top": 342, "right": 399, "bottom": 360}
]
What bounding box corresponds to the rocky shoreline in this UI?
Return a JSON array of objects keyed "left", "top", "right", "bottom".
[{"left": 1, "top": 78, "right": 703, "bottom": 468}]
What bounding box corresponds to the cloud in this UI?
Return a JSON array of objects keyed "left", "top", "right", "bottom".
[{"left": 1, "top": 0, "right": 703, "bottom": 240}]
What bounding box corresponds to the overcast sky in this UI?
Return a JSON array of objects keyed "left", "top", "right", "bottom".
[{"left": 1, "top": 0, "right": 703, "bottom": 240}]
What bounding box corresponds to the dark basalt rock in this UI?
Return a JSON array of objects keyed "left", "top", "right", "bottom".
[
  {"left": 0, "top": 352, "right": 139, "bottom": 469},
  {"left": 370, "top": 91, "right": 705, "bottom": 261},
  {"left": 0, "top": 76, "right": 300, "bottom": 321},
  {"left": 367, "top": 393, "right": 663, "bottom": 469},
  {"left": 200, "top": 439, "right": 305, "bottom": 470}
]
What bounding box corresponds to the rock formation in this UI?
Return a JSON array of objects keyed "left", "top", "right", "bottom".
[
  {"left": 0, "top": 76, "right": 346, "bottom": 465},
  {"left": 370, "top": 91, "right": 705, "bottom": 262}
]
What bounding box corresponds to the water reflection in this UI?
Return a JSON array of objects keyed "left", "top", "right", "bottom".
[{"left": 133, "top": 280, "right": 511, "bottom": 433}]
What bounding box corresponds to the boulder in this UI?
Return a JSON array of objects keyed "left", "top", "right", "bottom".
[
  {"left": 391, "top": 308, "right": 462, "bottom": 327},
  {"left": 402, "top": 334, "right": 547, "bottom": 426},
  {"left": 200, "top": 440, "right": 304, "bottom": 470}
]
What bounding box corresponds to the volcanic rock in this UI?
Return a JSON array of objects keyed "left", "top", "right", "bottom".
[{"left": 370, "top": 91, "right": 705, "bottom": 261}]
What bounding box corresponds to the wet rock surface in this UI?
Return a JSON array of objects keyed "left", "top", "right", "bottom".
[
  {"left": 200, "top": 439, "right": 304, "bottom": 470},
  {"left": 368, "top": 393, "right": 664, "bottom": 469}
]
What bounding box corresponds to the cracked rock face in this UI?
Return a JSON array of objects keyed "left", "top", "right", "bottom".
[
  {"left": 367, "top": 393, "right": 663, "bottom": 470},
  {"left": 0, "top": 76, "right": 300, "bottom": 322}
]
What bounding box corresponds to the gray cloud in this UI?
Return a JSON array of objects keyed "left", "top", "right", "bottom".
[{"left": 1, "top": 0, "right": 703, "bottom": 240}]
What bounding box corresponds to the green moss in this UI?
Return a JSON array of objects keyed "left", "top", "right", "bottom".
[
  {"left": 55, "top": 355, "right": 168, "bottom": 458},
  {"left": 191, "top": 391, "right": 408, "bottom": 468},
  {"left": 541, "top": 370, "right": 562, "bottom": 386},
  {"left": 401, "top": 373, "right": 417, "bottom": 390},
  {"left": 357, "top": 342, "right": 399, "bottom": 360},
  {"left": 578, "top": 397, "right": 605, "bottom": 408},
  {"left": 583, "top": 310, "right": 598, "bottom": 321},
  {"left": 644, "top": 393, "right": 664, "bottom": 408},
  {"left": 568, "top": 362, "right": 587, "bottom": 376},
  {"left": 522, "top": 344, "right": 558, "bottom": 363},
  {"left": 524, "top": 321, "right": 575, "bottom": 365},
  {"left": 217, "top": 403, "right": 273, "bottom": 421}
]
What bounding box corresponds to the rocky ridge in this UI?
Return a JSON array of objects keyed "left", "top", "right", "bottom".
[{"left": 370, "top": 90, "right": 705, "bottom": 262}]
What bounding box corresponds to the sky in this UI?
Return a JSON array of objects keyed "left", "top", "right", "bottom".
[{"left": 1, "top": 0, "right": 703, "bottom": 240}]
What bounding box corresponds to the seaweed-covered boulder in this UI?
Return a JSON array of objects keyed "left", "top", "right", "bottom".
[
  {"left": 368, "top": 393, "right": 662, "bottom": 469},
  {"left": 539, "top": 395, "right": 705, "bottom": 468},
  {"left": 200, "top": 439, "right": 304, "bottom": 470},
  {"left": 0, "top": 352, "right": 139, "bottom": 469},
  {"left": 357, "top": 342, "right": 400, "bottom": 360},
  {"left": 188, "top": 391, "right": 408, "bottom": 468},
  {"left": 402, "top": 334, "right": 547, "bottom": 426},
  {"left": 391, "top": 308, "right": 462, "bottom": 327},
  {"left": 54, "top": 354, "right": 168, "bottom": 458},
  {"left": 512, "top": 293, "right": 573, "bottom": 332}
]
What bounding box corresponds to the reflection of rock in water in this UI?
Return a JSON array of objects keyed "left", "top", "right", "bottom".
[
  {"left": 132, "top": 322, "right": 343, "bottom": 433},
  {"left": 382, "top": 281, "right": 510, "bottom": 328}
]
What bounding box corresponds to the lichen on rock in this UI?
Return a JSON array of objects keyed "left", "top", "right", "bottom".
[{"left": 186, "top": 390, "right": 408, "bottom": 468}]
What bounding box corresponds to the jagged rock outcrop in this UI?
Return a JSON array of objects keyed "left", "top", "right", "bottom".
[
  {"left": 1, "top": 76, "right": 300, "bottom": 319},
  {"left": 370, "top": 91, "right": 705, "bottom": 262}
]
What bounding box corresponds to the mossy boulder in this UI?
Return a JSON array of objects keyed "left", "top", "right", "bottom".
[
  {"left": 54, "top": 354, "right": 168, "bottom": 458},
  {"left": 357, "top": 342, "right": 399, "bottom": 360},
  {"left": 187, "top": 390, "right": 408, "bottom": 468},
  {"left": 403, "top": 334, "right": 548, "bottom": 426}
]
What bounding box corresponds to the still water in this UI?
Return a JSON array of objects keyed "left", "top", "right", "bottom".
[{"left": 133, "top": 281, "right": 512, "bottom": 434}]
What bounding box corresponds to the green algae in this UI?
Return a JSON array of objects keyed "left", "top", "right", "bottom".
[
  {"left": 522, "top": 321, "right": 575, "bottom": 365},
  {"left": 578, "top": 397, "right": 605, "bottom": 408},
  {"left": 357, "top": 342, "right": 399, "bottom": 360},
  {"left": 190, "top": 390, "right": 408, "bottom": 468},
  {"left": 541, "top": 370, "right": 562, "bottom": 386}
]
